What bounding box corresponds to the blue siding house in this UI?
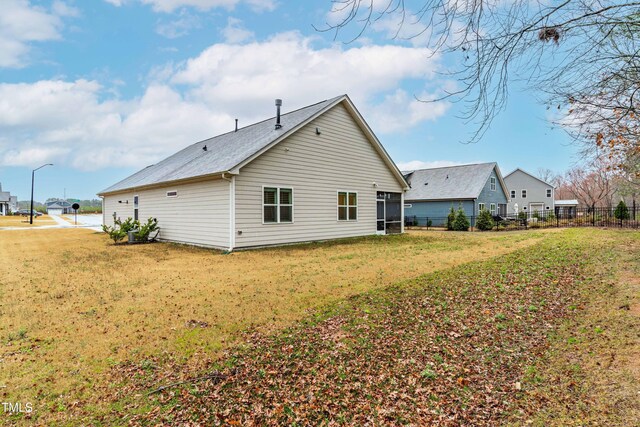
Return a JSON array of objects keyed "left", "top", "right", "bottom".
[{"left": 403, "top": 163, "right": 509, "bottom": 226}]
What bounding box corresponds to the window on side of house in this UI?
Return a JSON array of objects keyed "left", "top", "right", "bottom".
[
  {"left": 133, "top": 195, "right": 139, "bottom": 221},
  {"left": 490, "top": 177, "right": 496, "bottom": 191},
  {"left": 478, "top": 202, "right": 485, "bottom": 212},
  {"left": 263, "top": 187, "right": 293, "bottom": 224},
  {"left": 338, "top": 191, "right": 358, "bottom": 221},
  {"left": 510, "top": 190, "right": 516, "bottom": 199},
  {"left": 490, "top": 203, "right": 496, "bottom": 215},
  {"left": 546, "top": 189, "right": 552, "bottom": 198},
  {"left": 522, "top": 189, "right": 527, "bottom": 198}
]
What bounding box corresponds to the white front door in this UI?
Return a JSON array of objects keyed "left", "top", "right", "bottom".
[{"left": 529, "top": 203, "right": 544, "bottom": 215}]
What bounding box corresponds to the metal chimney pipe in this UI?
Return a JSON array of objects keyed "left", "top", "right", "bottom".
[
  {"left": 235, "top": 118, "right": 238, "bottom": 132},
  {"left": 275, "top": 99, "right": 282, "bottom": 130}
]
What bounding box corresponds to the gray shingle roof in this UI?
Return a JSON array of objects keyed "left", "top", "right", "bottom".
[
  {"left": 404, "top": 163, "right": 498, "bottom": 201},
  {"left": 99, "top": 95, "right": 345, "bottom": 195}
]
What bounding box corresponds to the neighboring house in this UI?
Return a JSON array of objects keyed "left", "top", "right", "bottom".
[
  {"left": 555, "top": 199, "right": 579, "bottom": 218},
  {"left": 46, "top": 200, "right": 74, "bottom": 215},
  {"left": 98, "top": 95, "right": 409, "bottom": 251},
  {"left": 403, "top": 162, "right": 509, "bottom": 225},
  {"left": 504, "top": 168, "right": 555, "bottom": 215},
  {"left": 0, "top": 183, "right": 17, "bottom": 216}
]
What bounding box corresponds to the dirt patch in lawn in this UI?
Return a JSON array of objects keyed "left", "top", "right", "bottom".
[{"left": 0, "top": 227, "right": 550, "bottom": 425}]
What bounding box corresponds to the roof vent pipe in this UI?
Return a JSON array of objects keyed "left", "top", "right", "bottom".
[
  {"left": 275, "top": 99, "right": 282, "bottom": 130},
  {"left": 235, "top": 118, "right": 238, "bottom": 132}
]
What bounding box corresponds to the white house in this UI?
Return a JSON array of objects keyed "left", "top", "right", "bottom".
[
  {"left": 504, "top": 168, "right": 555, "bottom": 215},
  {"left": 46, "top": 200, "right": 74, "bottom": 215},
  {"left": 0, "top": 184, "right": 17, "bottom": 216},
  {"left": 98, "top": 95, "right": 409, "bottom": 251}
]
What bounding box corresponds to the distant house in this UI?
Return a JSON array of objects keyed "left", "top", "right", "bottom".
[
  {"left": 403, "top": 162, "right": 509, "bottom": 225},
  {"left": 98, "top": 95, "right": 409, "bottom": 250},
  {"left": 46, "top": 200, "right": 74, "bottom": 215},
  {"left": 0, "top": 183, "right": 17, "bottom": 216},
  {"left": 555, "top": 199, "right": 579, "bottom": 218},
  {"left": 504, "top": 168, "right": 555, "bottom": 215}
]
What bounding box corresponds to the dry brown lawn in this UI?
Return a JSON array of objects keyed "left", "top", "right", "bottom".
[
  {"left": 0, "top": 215, "right": 57, "bottom": 228},
  {"left": 0, "top": 227, "right": 554, "bottom": 422}
]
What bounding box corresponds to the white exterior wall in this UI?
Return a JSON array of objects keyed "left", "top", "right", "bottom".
[
  {"left": 505, "top": 169, "right": 554, "bottom": 214},
  {"left": 234, "top": 103, "right": 404, "bottom": 248},
  {"left": 102, "top": 178, "right": 230, "bottom": 249}
]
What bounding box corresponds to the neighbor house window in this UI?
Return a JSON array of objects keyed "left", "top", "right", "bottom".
[
  {"left": 490, "top": 177, "right": 496, "bottom": 191},
  {"left": 338, "top": 191, "right": 358, "bottom": 221},
  {"left": 166, "top": 191, "right": 178, "bottom": 198},
  {"left": 263, "top": 187, "right": 293, "bottom": 224},
  {"left": 521, "top": 189, "right": 527, "bottom": 198},
  {"left": 490, "top": 203, "right": 496, "bottom": 215},
  {"left": 478, "top": 203, "right": 485, "bottom": 212},
  {"left": 546, "top": 189, "right": 552, "bottom": 198},
  {"left": 133, "top": 195, "right": 139, "bottom": 221},
  {"left": 510, "top": 190, "right": 516, "bottom": 199}
]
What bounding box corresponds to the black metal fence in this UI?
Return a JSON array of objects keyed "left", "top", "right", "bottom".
[{"left": 405, "top": 206, "right": 640, "bottom": 231}]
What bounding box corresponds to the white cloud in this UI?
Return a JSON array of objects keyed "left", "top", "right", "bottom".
[
  {"left": 156, "top": 10, "right": 201, "bottom": 38},
  {"left": 0, "top": 32, "right": 450, "bottom": 171},
  {"left": 0, "top": 0, "right": 76, "bottom": 68},
  {"left": 221, "top": 17, "right": 254, "bottom": 43},
  {"left": 105, "top": 0, "right": 276, "bottom": 13},
  {"left": 396, "top": 160, "right": 467, "bottom": 171}
]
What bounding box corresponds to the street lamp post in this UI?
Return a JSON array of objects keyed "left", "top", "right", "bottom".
[{"left": 30, "top": 163, "right": 53, "bottom": 224}]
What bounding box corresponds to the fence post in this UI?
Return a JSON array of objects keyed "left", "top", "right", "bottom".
[{"left": 592, "top": 205, "right": 595, "bottom": 226}]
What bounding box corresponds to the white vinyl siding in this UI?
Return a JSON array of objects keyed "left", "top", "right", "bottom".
[
  {"left": 234, "top": 103, "right": 404, "bottom": 248},
  {"left": 102, "top": 178, "right": 230, "bottom": 248}
]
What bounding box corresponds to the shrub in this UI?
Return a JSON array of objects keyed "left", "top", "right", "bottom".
[
  {"left": 452, "top": 206, "right": 470, "bottom": 231},
  {"left": 135, "top": 217, "right": 159, "bottom": 241},
  {"left": 102, "top": 217, "right": 140, "bottom": 244},
  {"left": 614, "top": 200, "right": 630, "bottom": 220},
  {"left": 447, "top": 206, "right": 456, "bottom": 231},
  {"left": 476, "top": 208, "right": 495, "bottom": 231},
  {"left": 518, "top": 211, "right": 527, "bottom": 220}
]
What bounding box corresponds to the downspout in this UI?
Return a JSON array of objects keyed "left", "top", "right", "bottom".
[{"left": 221, "top": 173, "right": 235, "bottom": 252}]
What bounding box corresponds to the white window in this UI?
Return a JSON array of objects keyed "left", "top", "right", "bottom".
[
  {"left": 133, "top": 195, "right": 139, "bottom": 221},
  {"left": 478, "top": 203, "right": 485, "bottom": 212},
  {"left": 263, "top": 187, "right": 293, "bottom": 224},
  {"left": 522, "top": 189, "right": 527, "bottom": 198},
  {"left": 338, "top": 191, "right": 358, "bottom": 221},
  {"left": 546, "top": 189, "right": 552, "bottom": 198},
  {"left": 510, "top": 190, "right": 516, "bottom": 198},
  {"left": 490, "top": 177, "right": 496, "bottom": 191},
  {"left": 490, "top": 203, "right": 496, "bottom": 215},
  {"left": 166, "top": 191, "right": 178, "bottom": 198}
]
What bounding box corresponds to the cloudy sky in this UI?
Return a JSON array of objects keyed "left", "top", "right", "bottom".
[{"left": 0, "top": 0, "right": 578, "bottom": 201}]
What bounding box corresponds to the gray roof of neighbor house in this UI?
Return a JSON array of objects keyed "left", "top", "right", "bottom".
[
  {"left": 555, "top": 199, "right": 579, "bottom": 206},
  {"left": 0, "top": 192, "right": 10, "bottom": 202},
  {"left": 47, "top": 200, "right": 72, "bottom": 208},
  {"left": 99, "top": 94, "right": 409, "bottom": 195},
  {"left": 403, "top": 162, "right": 507, "bottom": 201}
]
